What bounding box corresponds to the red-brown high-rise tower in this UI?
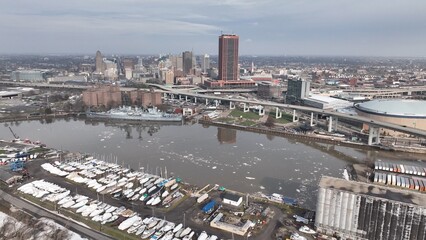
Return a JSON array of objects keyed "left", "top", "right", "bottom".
[{"left": 218, "top": 34, "right": 239, "bottom": 81}]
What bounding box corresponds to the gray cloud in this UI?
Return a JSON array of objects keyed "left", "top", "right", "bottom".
[{"left": 0, "top": 0, "right": 425, "bottom": 56}]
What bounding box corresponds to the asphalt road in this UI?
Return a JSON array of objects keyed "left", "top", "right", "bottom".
[{"left": 0, "top": 188, "right": 114, "bottom": 240}]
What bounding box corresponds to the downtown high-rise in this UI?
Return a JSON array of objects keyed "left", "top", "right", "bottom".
[{"left": 218, "top": 34, "right": 239, "bottom": 81}]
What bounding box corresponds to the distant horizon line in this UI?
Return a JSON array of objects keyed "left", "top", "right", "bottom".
[{"left": 1, "top": 52, "right": 426, "bottom": 59}]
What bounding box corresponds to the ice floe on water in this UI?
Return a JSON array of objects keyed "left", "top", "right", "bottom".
[
  {"left": 246, "top": 177, "right": 255, "bottom": 180},
  {"left": 212, "top": 166, "right": 217, "bottom": 169}
]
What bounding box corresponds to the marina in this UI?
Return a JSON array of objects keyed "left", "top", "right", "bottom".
[{"left": 2, "top": 119, "right": 426, "bottom": 209}]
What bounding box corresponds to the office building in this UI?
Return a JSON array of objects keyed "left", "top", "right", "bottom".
[
  {"left": 164, "top": 70, "right": 174, "bottom": 85},
  {"left": 257, "top": 81, "right": 285, "bottom": 100},
  {"left": 218, "top": 34, "right": 239, "bottom": 81},
  {"left": 202, "top": 54, "right": 210, "bottom": 73},
  {"left": 316, "top": 176, "right": 426, "bottom": 240},
  {"left": 286, "top": 78, "right": 310, "bottom": 103},
  {"left": 95, "top": 50, "right": 105, "bottom": 74},
  {"left": 182, "top": 51, "right": 193, "bottom": 75}
]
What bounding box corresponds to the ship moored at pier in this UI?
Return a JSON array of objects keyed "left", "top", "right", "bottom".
[{"left": 86, "top": 106, "right": 183, "bottom": 122}]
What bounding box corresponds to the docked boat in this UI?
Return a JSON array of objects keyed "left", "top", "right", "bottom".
[
  {"left": 135, "top": 225, "right": 146, "bottom": 236},
  {"left": 118, "top": 215, "right": 141, "bottom": 231},
  {"left": 180, "top": 227, "right": 191, "bottom": 237},
  {"left": 299, "top": 226, "right": 316, "bottom": 234},
  {"left": 141, "top": 228, "right": 156, "bottom": 239},
  {"left": 71, "top": 199, "right": 89, "bottom": 209},
  {"left": 291, "top": 232, "right": 307, "bottom": 240},
  {"left": 173, "top": 223, "right": 183, "bottom": 233},
  {"left": 197, "top": 231, "right": 208, "bottom": 240},
  {"left": 170, "top": 183, "right": 179, "bottom": 191},
  {"left": 151, "top": 197, "right": 162, "bottom": 206},
  {"left": 62, "top": 200, "right": 76, "bottom": 208},
  {"left": 183, "top": 231, "right": 194, "bottom": 240},
  {"left": 86, "top": 106, "right": 183, "bottom": 122},
  {"left": 58, "top": 196, "right": 73, "bottom": 205}
]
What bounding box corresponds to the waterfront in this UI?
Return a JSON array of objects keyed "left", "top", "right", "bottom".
[{"left": 2, "top": 118, "right": 426, "bottom": 209}]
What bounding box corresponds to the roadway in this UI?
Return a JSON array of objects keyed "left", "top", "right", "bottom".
[
  {"left": 148, "top": 84, "right": 426, "bottom": 138},
  {"left": 3, "top": 81, "right": 426, "bottom": 138},
  {"left": 0, "top": 188, "right": 115, "bottom": 240}
]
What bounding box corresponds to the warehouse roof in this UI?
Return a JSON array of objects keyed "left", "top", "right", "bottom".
[{"left": 319, "top": 176, "right": 426, "bottom": 207}]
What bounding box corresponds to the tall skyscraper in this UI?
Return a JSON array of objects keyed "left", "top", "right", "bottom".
[
  {"left": 201, "top": 54, "right": 210, "bottom": 73},
  {"left": 95, "top": 50, "right": 105, "bottom": 74},
  {"left": 218, "top": 34, "right": 239, "bottom": 81},
  {"left": 182, "top": 51, "right": 193, "bottom": 75}
]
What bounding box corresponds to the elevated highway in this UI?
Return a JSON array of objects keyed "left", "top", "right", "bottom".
[{"left": 149, "top": 84, "right": 426, "bottom": 139}]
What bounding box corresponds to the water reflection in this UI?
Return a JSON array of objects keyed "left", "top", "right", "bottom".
[{"left": 217, "top": 127, "right": 237, "bottom": 144}]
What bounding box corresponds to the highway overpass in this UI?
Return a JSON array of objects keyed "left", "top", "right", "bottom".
[{"left": 149, "top": 84, "right": 426, "bottom": 140}]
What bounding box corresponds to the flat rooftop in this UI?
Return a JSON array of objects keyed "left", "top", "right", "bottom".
[
  {"left": 319, "top": 176, "right": 426, "bottom": 207},
  {"left": 355, "top": 99, "right": 426, "bottom": 117}
]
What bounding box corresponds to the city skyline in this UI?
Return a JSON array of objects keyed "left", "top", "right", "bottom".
[{"left": 1, "top": 0, "right": 426, "bottom": 57}]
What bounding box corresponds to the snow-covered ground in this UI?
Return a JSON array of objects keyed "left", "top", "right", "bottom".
[{"left": 0, "top": 211, "right": 86, "bottom": 240}]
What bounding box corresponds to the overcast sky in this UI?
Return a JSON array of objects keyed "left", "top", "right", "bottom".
[{"left": 1, "top": 0, "right": 426, "bottom": 57}]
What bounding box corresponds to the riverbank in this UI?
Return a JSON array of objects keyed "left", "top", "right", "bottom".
[{"left": 198, "top": 119, "right": 426, "bottom": 154}]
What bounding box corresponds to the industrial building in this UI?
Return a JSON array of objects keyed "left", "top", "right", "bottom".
[
  {"left": 316, "top": 176, "right": 426, "bottom": 240},
  {"left": 355, "top": 99, "right": 426, "bottom": 132},
  {"left": 304, "top": 94, "right": 353, "bottom": 110},
  {"left": 222, "top": 193, "right": 243, "bottom": 207},
  {"left": 11, "top": 70, "right": 47, "bottom": 82}
]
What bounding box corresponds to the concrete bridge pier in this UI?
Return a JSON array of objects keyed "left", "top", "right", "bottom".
[
  {"left": 179, "top": 95, "right": 182, "bottom": 100},
  {"left": 328, "top": 116, "right": 333, "bottom": 132},
  {"left": 368, "top": 125, "right": 381, "bottom": 145},
  {"left": 310, "top": 112, "right": 318, "bottom": 126},
  {"left": 334, "top": 117, "right": 339, "bottom": 131},
  {"left": 275, "top": 108, "right": 282, "bottom": 119},
  {"left": 163, "top": 93, "right": 167, "bottom": 99},
  {"left": 194, "top": 97, "right": 197, "bottom": 103},
  {"left": 214, "top": 100, "right": 219, "bottom": 107},
  {"left": 229, "top": 101, "right": 235, "bottom": 110},
  {"left": 259, "top": 107, "right": 265, "bottom": 116},
  {"left": 292, "top": 110, "right": 299, "bottom": 122},
  {"left": 243, "top": 103, "right": 250, "bottom": 113},
  {"left": 185, "top": 96, "right": 188, "bottom": 102},
  {"left": 171, "top": 94, "right": 174, "bottom": 99},
  {"left": 205, "top": 99, "right": 208, "bottom": 105}
]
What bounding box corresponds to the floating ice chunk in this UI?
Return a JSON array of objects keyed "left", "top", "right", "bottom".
[
  {"left": 212, "top": 166, "right": 217, "bottom": 169},
  {"left": 246, "top": 177, "right": 255, "bottom": 180},
  {"left": 259, "top": 186, "right": 265, "bottom": 189}
]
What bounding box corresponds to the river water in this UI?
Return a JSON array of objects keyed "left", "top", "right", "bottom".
[{"left": 2, "top": 118, "right": 426, "bottom": 209}]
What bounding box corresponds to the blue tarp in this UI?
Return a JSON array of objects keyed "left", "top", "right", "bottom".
[{"left": 202, "top": 200, "right": 215, "bottom": 213}]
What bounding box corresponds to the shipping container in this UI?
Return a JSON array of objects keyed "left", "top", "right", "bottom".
[
  {"left": 409, "top": 179, "right": 415, "bottom": 189},
  {"left": 414, "top": 179, "right": 420, "bottom": 191},
  {"left": 400, "top": 165, "right": 405, "bottom": 174}
]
